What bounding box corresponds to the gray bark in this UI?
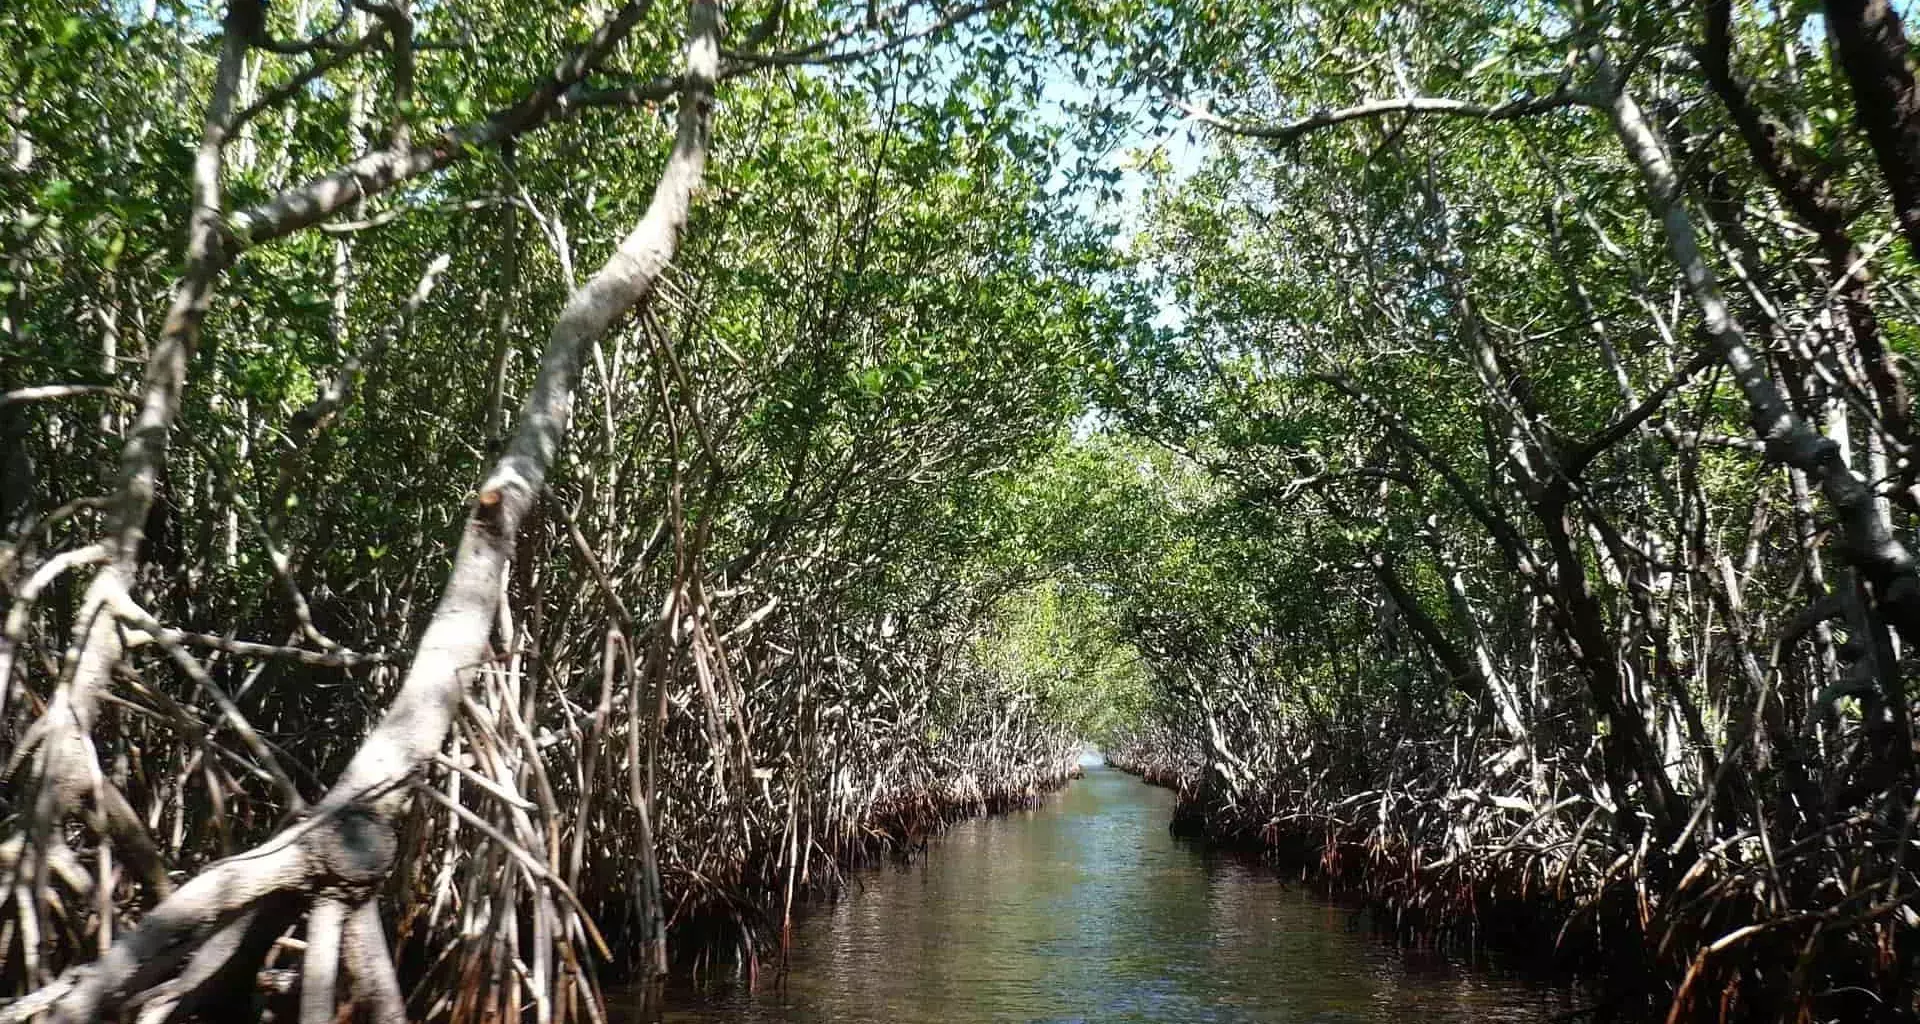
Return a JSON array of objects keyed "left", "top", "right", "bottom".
[
  {"left": 35, "top": 0, "right": 722, "bottom": 1016},
  {"left": 1595, "top": 46, "right": 1920, "bottom": 706}
]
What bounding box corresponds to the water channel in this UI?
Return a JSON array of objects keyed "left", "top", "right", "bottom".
[{"left": 632, "top": 765, "right": 1578, "bottom": 1023}]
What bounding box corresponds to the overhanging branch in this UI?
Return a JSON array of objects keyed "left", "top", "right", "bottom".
[{"left": 1175, "top": 87, "right": 1590, "bottom": 144}]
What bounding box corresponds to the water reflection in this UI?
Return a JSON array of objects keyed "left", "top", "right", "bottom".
[{"left": 626, "top": 766, "right": 1573, "bottom": 1023}]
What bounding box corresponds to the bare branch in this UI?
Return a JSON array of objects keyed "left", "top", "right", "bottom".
[
  {"left": 227, "top": 0, "right": 657, "bottom": 248},
  {"left": 0, "top": 385, "right": 134, "bottom": 408},
  {"left": 1176, "top": 88, "right": 1589, "bottom": 144},
  {"left": 734, "top": 0, "right": 1008, "bottom": 67},
  {"left": 230, "top": 22, "right": 392, "bottom": 130}
]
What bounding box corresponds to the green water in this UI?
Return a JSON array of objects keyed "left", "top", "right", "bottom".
[{"left": 629, "top": 766, "right": 1576, "bottom": 1023}]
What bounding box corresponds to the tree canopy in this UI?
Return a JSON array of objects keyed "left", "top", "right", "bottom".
[{"left": 5, "top": 0, "right": 1920, "bottom": 1020}]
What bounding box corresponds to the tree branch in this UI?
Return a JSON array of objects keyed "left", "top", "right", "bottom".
[{"left": 1176, "top": 87, "right": 1589, "bottom": 144}]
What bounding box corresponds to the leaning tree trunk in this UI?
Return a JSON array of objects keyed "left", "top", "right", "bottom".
[
  {"left": 1593, "top": 45, "right": 1918, "bottom": 788},
  {"left": 6, "top": 0, "right": 256, "bottom": 915},
  {"left": 29, "top": 1, "right": 722, "bottom": 1019},
  {"left": 1596, "top": 46, "right": 1920, "bottom": 643},
  {"left": 2, "top": 0, "right": 661, "bottom": 967}
]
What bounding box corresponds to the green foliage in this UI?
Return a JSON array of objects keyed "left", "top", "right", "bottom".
[
  {"left": 974, "top": 579, "right": 1148, "bottom": 744},
  {"left": 7, "top": 0, "right": 1920, "bottom": 1013}
]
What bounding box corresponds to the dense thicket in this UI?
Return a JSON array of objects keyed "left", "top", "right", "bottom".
[
  {"left": 9, "top": 0, "right": 1920, "bottom": 1021},
  {"left": 1, "top": 1, "right": 1123, "bottom": 1020},
  {"left": 1088, "top": 0, "right": 1920, "bottom": 1019}
]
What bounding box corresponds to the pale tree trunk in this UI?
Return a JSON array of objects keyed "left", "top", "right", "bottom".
[
  {"left": 33, "top": 0, "right": 722, "bottom": 1017},
  {"left": 4, "top": 0, "right": 659, "bottom": 945},
  {"left": 1699, "top": 0, "right": 1914, "bottom": 452},
  {"left": 13, "top": 1, "right": 257, "bottom": 908},
  {"left": 1593, "top": 44, "right": 1918, "bottom": 792},
  {"left": 1594, "top": 47, "right": 1920, "bottom": 657}
]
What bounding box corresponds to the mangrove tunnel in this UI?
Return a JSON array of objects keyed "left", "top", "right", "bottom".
[{"left": 2, "top": 0, "right": 1920, "bottom": 1020}]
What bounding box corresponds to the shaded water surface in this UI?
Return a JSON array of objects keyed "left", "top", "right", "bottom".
[{"left": 632, "top": 766, "right": 1573, "bottom": 1023}]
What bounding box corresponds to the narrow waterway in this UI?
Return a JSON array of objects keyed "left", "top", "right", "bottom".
[{"left": 636, "top": 766, "right": 1574, "bottom": 1023}]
